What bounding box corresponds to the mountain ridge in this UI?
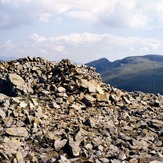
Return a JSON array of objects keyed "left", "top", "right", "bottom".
[
  {"left": 86, "top": 57, "right": 111, "bottom": 73},
  {"left": 86, "top": 54, "right": 163, "bottom": 94}
]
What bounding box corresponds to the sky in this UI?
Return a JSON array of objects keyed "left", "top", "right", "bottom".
[{"left": 1, "top": 0, "right": 163, "bottom": 63}]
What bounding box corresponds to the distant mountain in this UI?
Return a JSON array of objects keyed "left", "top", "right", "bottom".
[
  {"left": 86, "top": 54, "right": 163, "bottom": 94},
  {"left": 86, "top": 58, "right": 111, "bottom": 73},
  {"left": 0, "top": 56, "right": 17, "bottom": 61}
]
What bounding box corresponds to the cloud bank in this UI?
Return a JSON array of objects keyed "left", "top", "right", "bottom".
[
  {"left": 1, "top": 0, "right": 163, "bottom": 62},
  {"left": 1, "top": 32, "right": 163, "bottom": 62},
  {"left": 1, "top": 0, "right": 163, "bottom": 29}
]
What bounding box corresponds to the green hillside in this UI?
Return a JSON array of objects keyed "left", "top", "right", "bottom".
[{"left": 86, "top": 55, "right": 163, "bottom": 94}]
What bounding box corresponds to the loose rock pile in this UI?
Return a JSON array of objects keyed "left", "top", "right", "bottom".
[{"left": 0, "top": 57, "right": 163, "bottom": 163}]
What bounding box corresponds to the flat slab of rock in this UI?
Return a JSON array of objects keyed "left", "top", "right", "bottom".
[
  {"left": 16, "top": 151, "right": 25, "bottom": 163},
  {"left": 82, "top": 95, "right": 96, "bottom": 106},
  {"left": 96, "top": 93, "right": 108, "bottom": 102},
  {"left": 5, "top": 127, "right": 28, "bottom": 137},
  {"left": 7, "top": 73, "right": 33, "bottom": 96},
  {"left": 0, "top": 109, "right": 6, "bottom": 119},
  {"left": 54, "top": 139, "right": 67, "bottom": 151}
]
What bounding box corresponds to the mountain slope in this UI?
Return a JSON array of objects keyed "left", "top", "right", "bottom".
[
  {"left": 86, "top": 58, "right": 111, "bottom": 73},
  {"left": 86, "top": 55, "right": 163, "bottom": 94}
]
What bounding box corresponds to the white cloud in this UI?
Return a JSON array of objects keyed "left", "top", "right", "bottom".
[
  {"left": 1, "top": 1, "right": 163, "bottom": 62},
  {"left": 3, "top": 40, "right": 15, "bottom": 49},
  {"left": 0, "top": 11, "right": 11, "bottom": 28},
  {"left": 1, "top": 32, "right": 163, "bottom": 62},
  {"left": 38, "top": 12, "right": 51, "bottom": 22},
  {"left": 69, "top": 0, "right": 148, "bottom": 28},
  {"left": 33, "top": 33, "right": 163, "bottom": 62},
  {"left": 0, "top": 0, "right": 163, "bottom": 29},
  {"left": 152, "top": 1, "right": 163, "bottom": 27},
  {"left": 55, "top": 33, "right": 105, "bottom": 44},
  {"left": 1, "top": 0, "right": 32, "bottom": 6},
  {"left": 31, "top": 33, "right": 47, "bottom": 43}
]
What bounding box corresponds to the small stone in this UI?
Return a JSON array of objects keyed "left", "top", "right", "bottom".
[
  {"left": 122, "top": 95, "right": 131, "bottom": 104},
  {"left": 4, "top": 117, "right": 14, "bottom": 127},
  {"left": 29, "top": 102, "right": 35, "bottom": 108},
  {"left": 31, "top": 98, "right": 38, "bottom": 106},
  {"left": 128, "top": 158, "right": 138, "bottom": 163},
  {"left": 99, "top": 145, "right": 104, "bottom": 151},
  {"left": 88, "top": 80, "right": 98, "bottom": 93},
  {"left": 56, "top": 97, "right": 63, "bottom": 104},
  {"left": 96, "top": 94, "right": 108, "bottom": 102},
  {"left": 79, "top": 79, "right": 89, "bottom": 89},
  {"left": 0, "top": 93, "right": 8, "bottom": 100},
  {"left": 49, "top": 101, "right": 60, "bottom": 109},
  {"left": 107, "top": 144, "right": 119, "bottom": 157},
  {"left": 68, "top": 95, "right": 75, "bottom": 103},
  {"left": 6, "top": 127, "right": 28, "bottom": 137},
  {"left": 0, "top": 109, "right": 6, "bottom": 119},
  {"left": 59, "top": 154, "right": 70, "bottom": 163},
  {"left": 19, "top": 101, "right": 27, "bottom": 108},
  {"left": 99, "top": 158, "right": 109, "bottom": 163},
  {"left": 110, "top": 159, "right": 121, "bottom": 163},
  {"left": 58, "top": 86, "right": 66, "bottom": 93},
  {"left": 82, "top": 95, "right": 96, "bottom": 106},
  {"left": 157, "top": 152, "right": 163, "bottom": 158},
  {"left": 64, "top": 138, "right": 81, "bottom": 157},
  {"left": 16, "top": 121, "right": 25, "bottom": 127},
  {"left": 54, "top": 139, "right": 67, "bottom": 151},
  {"left": 3, "top": 138, "right": 22, "bottom": 152},
  {"left": 85, "top": 143, "right": 93, "bottom": 150},
  {"left": 118, "top": 151, "right": 127, "bottom": 160},
  {"left": 16, "top": 151, "right": 24, "bottom": 163},
  {"left": 67, "top": 85, "right": 75, "bottom": 92}
]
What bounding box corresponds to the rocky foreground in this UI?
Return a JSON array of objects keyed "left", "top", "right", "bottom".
[{"left": 0, "top": 57, "right": 163, "bottom": 163}]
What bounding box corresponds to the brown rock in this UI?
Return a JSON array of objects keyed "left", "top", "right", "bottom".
[
  {"left": 129, "top": 158, "right": 138, "bottom": 163},
  {"left": 82, "top": 94, "right": 96, "bottom": 106},
  {"left": 64, "top": 137, "right": 81, "bottom": 157},
  {"left": 0, "top": 109, "right": 6, "bottom": 119},
  {"left": 96, "top": 93, "right": 108, "bottom": 102},
  {"left": 7, "top": 73, "right": 33, "bottom": 96},
  {"left": 54, "top": 139, "right": 67, "bottom": 151},
  {"left": 6, "top": 127, "right": 28, "bottom": 137},
  {"left": 58, "top": 86, "right": 66, "bottom": 93},
  {"left": 16, "top": 151, "right": 24, "bottom": 163},
  {"left": 59, "top": 155, "right": 70, "bottom": 163}
]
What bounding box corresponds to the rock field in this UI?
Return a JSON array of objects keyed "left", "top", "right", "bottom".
[{"left": 0, "top": 57, "right": 163, "bottom": 163}]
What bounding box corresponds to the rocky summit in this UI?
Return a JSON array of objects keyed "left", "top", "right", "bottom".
[{"left": 0, "top": 57, "right": 163, "bottom": 163}]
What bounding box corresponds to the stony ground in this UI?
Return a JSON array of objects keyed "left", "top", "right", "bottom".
[{"left": 0, "top": 57, "right": 163, "bottom": 163}]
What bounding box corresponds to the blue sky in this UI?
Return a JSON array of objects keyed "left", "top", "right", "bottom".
[{"left": 1, "top": 0, "right": 163, "bottom": 63}]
